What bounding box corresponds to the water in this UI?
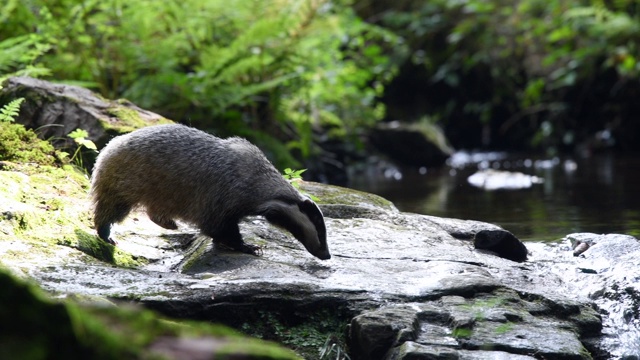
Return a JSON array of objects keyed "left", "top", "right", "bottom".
[{"left": 348, "top": 152, "right": 640, "bottom": 242}]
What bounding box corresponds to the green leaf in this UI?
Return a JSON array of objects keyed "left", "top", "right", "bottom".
[
  {"left": 68, "top": 129, "right": 98, "bottom": 151},
  {"left": 0, "top": 98, "right": 25, "bottom": 122},
  {"left": 67, "top": 129, "right": 89, "bottom": 140}
]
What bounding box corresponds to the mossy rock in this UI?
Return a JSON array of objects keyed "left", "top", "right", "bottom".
[
  {"left": 0, "top": 163, "right": 143, "bottom": 268},
  {"left": 0, "top": 77, "right": 172, "bottom": 151},
  {"left": 0, "top": 268, "right": 300, "bottom": 359}
]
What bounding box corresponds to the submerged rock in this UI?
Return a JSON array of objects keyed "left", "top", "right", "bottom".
[{"left": 467, "top": 169, "right": 543, "bottom": 191}]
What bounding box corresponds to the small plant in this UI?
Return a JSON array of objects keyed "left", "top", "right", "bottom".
[
  {"left": 0, "top": 97, "right": 24, "bottom": 122},
  {"left": 62, "top": 129, "right": 97, "bottom": 168},
  {"left": 319, "top": 334, "right": 351, "bottom": 360},
  {"left": 282, "top": 167, "right": 320, "bottom": 202},
  {"left": 283, "top": 168, "right": 307, "bottom": 184}
]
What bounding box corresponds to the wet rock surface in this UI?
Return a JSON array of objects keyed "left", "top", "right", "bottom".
[
  {"left": 1, "top": 175, "right": 639, "bottom": 358},
  {"left": 532, "top": 233, "right": 640, "bottom": 359}
]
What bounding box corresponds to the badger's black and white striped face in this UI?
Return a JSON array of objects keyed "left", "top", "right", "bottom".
[{"left": 260, "top": 198, "right": 330, "bottom": 260}]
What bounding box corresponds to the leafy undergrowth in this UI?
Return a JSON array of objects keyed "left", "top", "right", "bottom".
[{"left": 240, "top": 308, "right": 351, "bottom": 360}]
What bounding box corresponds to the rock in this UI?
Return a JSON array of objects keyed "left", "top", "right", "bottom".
[
  {"left": 350, "top": 291, "right": 598, "bottom": 360},
  {"left": 0, "top": 163, "right": 610, "bottom": 358},
  {"left": 369, "top": 120, "right": 454, "bottom": 167},
  {"left": 474, "top": 229, "right": 528, "bottom": 262},
  {"left": 349, "top": 306, "right": 417, "bottom": 360},
  {"left": 467, "top": 169, "right": 543, "bottom": 191},
  {"left": 387, "top": 342, "right": 536, "bottom": 360},
  {"left": 556, "top": 233, "right": 640, "bottom": 359},
  {"left": 0, "top": 76, "right": 171, "bottom": 149}
]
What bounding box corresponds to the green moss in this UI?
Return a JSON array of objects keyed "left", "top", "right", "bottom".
[
  {"left": 298, "top": 181, "right": 396, "bottom": 210},
  {"left": 413, "top": 117, "right": 455, "bottom": 155},
  {"left": 494, "top": 322, "right": 514, "bottom": 334},
  {"left": 0, "top": 164, "right": 145, "bottom": 268},
  {"left": 176, "top": 236, "right": 211, "bottom": 273},
  {"left": 451, "top": 327, "right": 473, "bottom": 338},
  {"left": 105, "top": 104, "right": 172, "bottom": 134},
  {"left": 0, "top": 122, "right": 59, "bottom": 165},
  {"left": 66, "top": 229, "right": 148, "bottom": 268},
  {"left": 0, "top": 170, "right": 29, "bottom": 202},
  {"left": 0, "top": 268, "right": 300, "bottom": 359}
]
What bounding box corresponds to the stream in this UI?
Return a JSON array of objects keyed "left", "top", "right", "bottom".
[{"left": 348, "top": 151, "right": 640, "bottom": 243}]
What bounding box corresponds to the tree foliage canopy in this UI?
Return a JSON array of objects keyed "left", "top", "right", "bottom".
[
  {"left": 363, "top": 0, "right": 640, "bottom": 152},
  {"left": 1, "top": 0, "right": 398, "bottom": 167},
  {"left": 2, "top": 0, "right": 640, "bottom": 163}
]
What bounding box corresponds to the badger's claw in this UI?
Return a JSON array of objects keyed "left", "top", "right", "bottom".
[
  {"left": 240, "top": 243, "right": 263, "bottom": 257},
  {"left": 218, "top": 241, "right": 262, "bottom": 256}
]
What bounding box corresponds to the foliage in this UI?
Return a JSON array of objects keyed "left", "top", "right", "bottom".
[
  {"left": 369, "top": 0, "right": 640, "bottom": 152},
  {"left": 241, "top": 309, "right": 348, "bottom": 359},
  {"left": 0, "top": 0, "right": 398, "bottom": 168},
  {"left": 319, "top": 334, "right": 351, "bottom": 360},
  {"left": 282, "top": 167, "right": 320, "bottom": 201},
  {"left": 0, "top": 97, "right": 24, "bottom": 122},
  {"left": 283, "top": 168, "right": 307, "bottom": 182},
  {"left": 61, "top": 129, "right": 98, "bottom": 169},
  {"left": 0, "top": 34, "right": 51, "bottom": 83}
]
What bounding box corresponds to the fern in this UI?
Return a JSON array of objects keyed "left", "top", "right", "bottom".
[
  {"left": 0, "top": 97, "right": 25, "bottom": 123},
  {"left": 0, "top": 35, "right": 51, "bottom": 83}
]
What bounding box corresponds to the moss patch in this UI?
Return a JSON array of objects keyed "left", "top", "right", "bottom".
[
  {"left": 0, "top": 122, "right": 59, "bottom": 165},
  {"left": 298, "top": 181, "right": 396, "bottom": 210},
  {"left": 105, "top": 102, "right": 172, "bottom": 134},
  {"left": 0, "top": 268, "right": 299, "bottom": 359}
]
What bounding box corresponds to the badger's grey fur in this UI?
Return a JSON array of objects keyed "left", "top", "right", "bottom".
[{"left": 90, "top": 124, "right": 330, "bottom": 260}]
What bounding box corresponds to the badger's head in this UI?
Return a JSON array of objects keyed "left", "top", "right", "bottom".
[{"left": 259, "top": 197, "right": 330, "bottom": 260}]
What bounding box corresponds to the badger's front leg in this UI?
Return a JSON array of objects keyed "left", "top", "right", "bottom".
[{"left": 203, "top": 221, "right": 262, "bottom": 256}]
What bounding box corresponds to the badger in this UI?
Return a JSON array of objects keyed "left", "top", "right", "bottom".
[{"left": 90, "top": 124, "right": 330, "bottom": 260}]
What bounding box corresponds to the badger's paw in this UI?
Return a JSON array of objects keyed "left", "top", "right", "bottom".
[
  {"left": 217, "top": 241, "right": 263, "bottom": 256},
  {"left": 239, "top": 243, "right": 263, "bottom": 257}
]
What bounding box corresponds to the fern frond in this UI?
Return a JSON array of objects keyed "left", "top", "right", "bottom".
[{"left": 0, "top": 98, "right": 25, "bottom": 123}]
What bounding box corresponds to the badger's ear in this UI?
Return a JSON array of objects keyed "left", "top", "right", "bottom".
[{"left": 298, "top": 199, "right": 326, "bottom": 244}]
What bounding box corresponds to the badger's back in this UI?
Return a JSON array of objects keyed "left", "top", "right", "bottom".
[{"left": 91, "top": 124, "right": 298, "bottom": 225}]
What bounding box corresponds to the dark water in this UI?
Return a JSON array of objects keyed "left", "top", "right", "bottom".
[{"left": 348, "top": 152, "right": 640, "bottom": 242}]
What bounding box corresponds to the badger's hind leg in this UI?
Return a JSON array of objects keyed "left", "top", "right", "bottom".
[
  {"left": 202, "top": 221, "right": 262, "bottom": 256},
  {"left": 94, "top": 199, "right": 132, "bottom": 245},
  {"left": 148, "top": 210, "right": 178, "bottom": 230}
]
